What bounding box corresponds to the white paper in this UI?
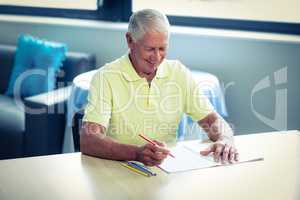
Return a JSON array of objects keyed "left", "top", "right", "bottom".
[{"left": 159, "top": 141, "right": 263, "bottom": 173}]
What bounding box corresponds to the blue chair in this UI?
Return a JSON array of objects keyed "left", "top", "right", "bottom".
[
  {"left": 176, "top": 71, "right": 228, "bottom": 141},
  {"left": 70, "top": 70, "right": 227, "bottom": 151}
]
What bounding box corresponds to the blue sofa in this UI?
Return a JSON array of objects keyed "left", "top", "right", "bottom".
[{"left": 0, "top": 44, "right": 96, "bottom": 159}]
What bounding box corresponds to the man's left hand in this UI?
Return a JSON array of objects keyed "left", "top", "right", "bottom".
[{"left": 200, "top": 141, "right": 239, "bottom": 163}]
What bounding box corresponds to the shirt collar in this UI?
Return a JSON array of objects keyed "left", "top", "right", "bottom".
[{"left": 120, "top": 54, "right": 169, "bottom": 82}]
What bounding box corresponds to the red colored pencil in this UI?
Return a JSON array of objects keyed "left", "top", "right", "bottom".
[{"left": 138, "top": 134, "right": 175, "bottom": 158}]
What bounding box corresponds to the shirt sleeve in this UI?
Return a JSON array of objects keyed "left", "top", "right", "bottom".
[
  {"left": 183, "top": 65, "right": 215, "bottom": 122},
  {"left": 82, "top": 71, "right": 112, "bottom": 128}
]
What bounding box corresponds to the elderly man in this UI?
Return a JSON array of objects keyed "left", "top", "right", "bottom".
[{"left": 81, "top": 9, "right": 238, "bottom": 166}]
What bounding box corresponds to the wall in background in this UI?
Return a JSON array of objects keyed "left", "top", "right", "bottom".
[
  {"left": 133, "top": 0, "right": 300, "bottom": 23},
  {"left": 0, "top": 15, "right": 299, "bottom": 135}
]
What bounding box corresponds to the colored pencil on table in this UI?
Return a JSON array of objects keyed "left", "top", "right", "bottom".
[
  {"left": 138, "top": 134, "right": 175, "bottom": 158},
  {"left": 120, "top": 162, "right": 150, "bottom": 177},
  {"left": 127, "top": 161, "right": 156, "bottom": 176}
]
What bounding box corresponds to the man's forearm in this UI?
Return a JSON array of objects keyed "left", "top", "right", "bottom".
[
  {"left": 212, "top": 117, "right": 234, "bottom": 142},
  {"left": 80, "top": 122, "right": 139, "bottom": 161},
  {"left": 199, "top": 112, "right": 234, "bottom": 142},
  {"left": 199, "top": 112, "right": 238, "bottom": 162}
]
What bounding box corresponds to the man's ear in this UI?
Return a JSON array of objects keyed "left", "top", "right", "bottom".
[{"left": 126, "top": 32, "right": 134, "bottom": 48}]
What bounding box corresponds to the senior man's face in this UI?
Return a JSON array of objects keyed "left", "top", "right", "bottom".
[{"left": 127, "top": 31, "right": 168, "bottom": 76}]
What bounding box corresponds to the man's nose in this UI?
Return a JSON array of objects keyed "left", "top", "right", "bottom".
[{"left": 153, "top": 49, "right": 161, "bottom": 61}]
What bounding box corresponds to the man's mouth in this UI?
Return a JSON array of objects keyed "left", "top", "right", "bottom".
[{"left": 146, "top": 60, "right": 157, "bottom": 67}]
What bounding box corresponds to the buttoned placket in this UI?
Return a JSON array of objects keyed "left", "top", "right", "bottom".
[
  {"left": 146, "top": 77, "right": 160, "bottom": 109},
  {"left": 143, "top": 78, "right": 152, "bottom": 108}
]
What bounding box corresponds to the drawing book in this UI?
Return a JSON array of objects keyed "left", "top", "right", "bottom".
[{"left": 159, "top": 140, "right": 263, "bottom": 173}]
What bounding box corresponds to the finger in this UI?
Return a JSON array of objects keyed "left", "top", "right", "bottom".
[
  {"left": 153, "top": 152, "right": 169, "bottom": 161},
  {"left": 200, "top": 145, "right": 214, "bottom": 156},
  {"left": 144, "top": 156, "right": 162, "bottom": 166},
  {"left": 144, "top": 143, "right": 158, "bottom": 153},
  {"left": 150, "top": 151, "right": 164, "bottom": 161},
  {"left": 221, "top": 144, "right": 230, "bottom": 163},
  {"left": 153, "top": 140, "right": 166, "bottom": 147},
  {"left": 139, "top": 155, "right": 152, "bottom": 166},
  {"left": 148, "top": 163, "right": 157, "bottom": 167},
  {"left": 214, "top": 144, "right": 224, "bottom": 162},
  {"left": 143, "top": 146, "right": 166, "bottom": 161},
  {"left": 234, "top": 152, "right": 239, "bottom": 161},
  {"left": 154, "top": 151, "right": 167, "bottom": 160},
  {"left": 143, "top": 155, "right": 152, "bottom": 162},
  {"left": 146, "top": 159, "right": 163, "bottom": 167},
  {"left": 228, "top": 147, "right": 236, "bottom": 163},
  {"left": 144, "top": 161, "right": 154, "bottom": 166},
  {"left": 156, "top": 146, "right": 170, "bottom": 156},
  {"left": 142, "top": 148, "right": 156, "bottom": 159},
  {"left": 147, "top": 143, "right": 170, "bottom": 155},
  {"left": 156, "top": 144, "right": 170, "bottom": 154},
  {"left": 159, "top": 148, "right": 171, "bottom": 157},
  {"left": 153, "top": 159, "right": 164, "bottom": 166},
  {"left": 145, "top": 154, "right": 165, "bottom": 166}
]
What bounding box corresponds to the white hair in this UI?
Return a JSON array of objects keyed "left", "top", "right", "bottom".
[{"left": 128, "top": 9, "right": 170, "bottom": 42}]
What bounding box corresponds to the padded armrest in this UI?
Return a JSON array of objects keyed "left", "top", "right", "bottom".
[
  {"left": 0, "top": 44, "right": 16, "bottom": 93},
  {"left": 24, "top": 85, "right": 72, "bottom": 106},
  {"left": 23, "top": 86, "right": 72, "bottom": 157}
]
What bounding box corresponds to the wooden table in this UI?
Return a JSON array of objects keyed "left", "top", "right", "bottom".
[{"left": 0, "top": 131, "right": 299, "bottom": 200}]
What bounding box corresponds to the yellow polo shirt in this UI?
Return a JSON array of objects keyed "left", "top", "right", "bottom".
[{"left": 83, "top": 54, "right": 214, "bottom": 145}]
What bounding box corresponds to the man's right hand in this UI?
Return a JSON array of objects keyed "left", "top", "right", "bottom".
[{"left": 135, "top": 140, "right": 170, "bottom": 166}]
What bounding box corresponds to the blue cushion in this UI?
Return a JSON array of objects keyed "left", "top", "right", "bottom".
[{"left": 5, "top": 34, "right": 67, "bottom": 97}]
